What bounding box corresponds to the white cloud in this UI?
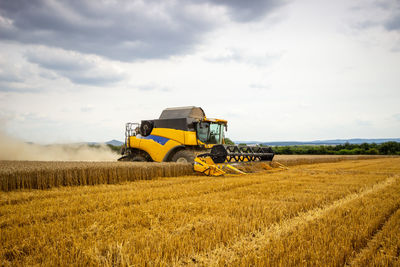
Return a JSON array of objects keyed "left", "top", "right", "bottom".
[{"left": 25, "top": 47, "right": 125, "bottom": 86}]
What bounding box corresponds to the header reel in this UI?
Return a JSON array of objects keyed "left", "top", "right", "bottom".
[{"left": 194, "top": 144, "right": 275, "bottom": 176}]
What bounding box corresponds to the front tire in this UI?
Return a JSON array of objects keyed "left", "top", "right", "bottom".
[{"left": 171, "top": 150, "right": 195, "bottom": 163}]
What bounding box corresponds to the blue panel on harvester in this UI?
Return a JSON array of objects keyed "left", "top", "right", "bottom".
[{"left": 141, "top": 135, "right": 169, "bottom": 145}]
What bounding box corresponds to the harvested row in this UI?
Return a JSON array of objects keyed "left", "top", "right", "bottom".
[
  {"left": 1, "top": 158, "right": 399, "bottom": 266},
  {"left": 0, "top": 161, "right": 192, "bottom": 192},
  {"left": 349, "top": 208, "right": 400, "bottom": 266},
  {"left": 210, "top": 176, "right": 400, "bottom": 266}
]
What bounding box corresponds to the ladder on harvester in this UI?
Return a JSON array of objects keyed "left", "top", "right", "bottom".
[
  {"left": 124, "top": 122, "right": 139, "bottom": 150},
  {"left": 118, "top": 123, "right": 139, "bottom": 161}
]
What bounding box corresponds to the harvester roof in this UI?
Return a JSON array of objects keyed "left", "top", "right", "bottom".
[{"left": 159, "top": 106, "right": 205, "bottom": 120}]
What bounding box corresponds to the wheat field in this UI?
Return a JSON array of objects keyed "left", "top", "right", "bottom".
[
  {"left": 1, "top": 157, "right": 399, "bottom": 266},
  {"left": 0, "top": 155, "right": 385, "bottom": 192},
  {"left": 0, "top": 161, "right": 193, "bottom": 192}
]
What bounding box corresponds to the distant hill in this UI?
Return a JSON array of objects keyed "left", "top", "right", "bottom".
[
  {"left": 106, "top": 140, "right": 124, "bottom": 146},
  {"left": 235, "top": 138, "right": 400, "bottom": 146},
  {"left": 86, "top": 140, "right": 124, "bottom": 146}
]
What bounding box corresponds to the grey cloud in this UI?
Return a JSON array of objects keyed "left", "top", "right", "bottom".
[
  {"left": 0, "top": 80, "right": 46, "bottom": 92},
  {"left": 349, "top": 1, "right": 400, "bottom": 32},
  {"left": 0, "top": 72, "right": 24, "bottom": 83},
  {"left": 0, "top": 0, "right": 284, "bottom": 61},
  {"left": 203, "top": 0, "right": 283, "bottom": 22},
  {"left": 0, "top": 83, "right": 34, "bottom": 92},
  {"left": 375, "top": 0, "right": 400, "bottom": 31},
  {"left": 0, "top": 57, "right": 25, "bottom": 83},
  {"left": 385, "top": 14, "right": 400, "bottom": 31},
  {"left": 26, "top": 52, "right": 92, "bottom": 72},
  {"left": 66, "top": 75, "right": 122, "bottom": 86},
  {"left": 26, "top": 49, "right": 124, "bottom": 86},
  {"left": 0, "top": 59, "right": 37, "bottom": 92},
  {"left": 374, "top": 0, "right": 393, "bottom": 10},
  {"left": 353, "top": 20, "right": 379, "bottom": 30}
]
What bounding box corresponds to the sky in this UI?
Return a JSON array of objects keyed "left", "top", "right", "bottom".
[{"left": 0, "top": 0, "right": 399, "bottom": 143}]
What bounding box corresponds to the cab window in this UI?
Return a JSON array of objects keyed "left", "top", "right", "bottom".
[
  {"left": 196, "top": 122, "right": 225, "bottom": 144},
  {"left": 209, "top": 123, "right": 222, "bottom": 144},
  {"left": 196, "top": 122, "right": 209, "bottom": 143}
]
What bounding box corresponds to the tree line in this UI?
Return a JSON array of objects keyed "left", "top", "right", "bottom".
[{"left": 269, "top": 142, "right": 400, "bottom": 155}]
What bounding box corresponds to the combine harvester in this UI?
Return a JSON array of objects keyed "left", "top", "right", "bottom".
[{"left": 119, "top": 106, "right": 275, "bottom": 176}]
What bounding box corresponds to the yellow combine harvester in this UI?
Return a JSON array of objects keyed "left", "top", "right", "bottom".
[{"left": 118, "top": 106, "right": 274, "bottom": 175}]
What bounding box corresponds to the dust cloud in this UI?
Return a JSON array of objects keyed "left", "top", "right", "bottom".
[{"left": 0, "top": 131, "right": 119, "bottom": 161}]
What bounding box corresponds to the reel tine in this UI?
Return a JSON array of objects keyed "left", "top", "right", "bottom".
[{"left": 223, "top": 144, "right": 274, "bottom": 163}]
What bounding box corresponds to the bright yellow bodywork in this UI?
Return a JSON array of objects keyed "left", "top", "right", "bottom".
[
  {"left": 194, "top": 156, "right": 247, "bottom": 176},
  {"left": 129, "top": 127, "right": 210, "bottom": 162}
]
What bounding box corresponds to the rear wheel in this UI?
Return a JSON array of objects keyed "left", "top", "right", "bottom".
[
  {"left": 171, "top": 150, "right": 195, "bottom": 163},
  {"left": 131, "top": 155, "right": 147, "bottom": 162}
]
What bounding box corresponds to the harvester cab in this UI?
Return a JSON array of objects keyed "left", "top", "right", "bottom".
[{"left": 118, "top": 106, "right": 274, "bottom": 176}]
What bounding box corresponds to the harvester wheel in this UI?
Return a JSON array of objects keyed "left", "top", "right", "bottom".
[
  {"left": 172, "top": 150, "right": 195, "bottom": 163},
  {"left": 131, "top": 155, "right": 147, "bottom": 162}
]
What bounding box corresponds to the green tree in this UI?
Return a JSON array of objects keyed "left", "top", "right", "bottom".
[
  {"left": 224, "top": 137, "right": 235, "bottom": 145},
  {"left": 379, "top": 141, "right": 400, "bottom": 155},
  {"left": 366, "top": 148, "right": 379, "bottom": 155}
]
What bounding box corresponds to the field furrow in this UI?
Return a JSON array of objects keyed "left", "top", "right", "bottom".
[
  {"left": 179, "top": 176, "right": 397, "bottom": 266},
  {"left": 226, "top": 177, "right": 400, "bottom": 266},
  {"left": 347, "top": 207, "right": 400, "bottom": 266}
]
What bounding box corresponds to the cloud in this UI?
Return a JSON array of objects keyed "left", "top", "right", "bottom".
[
  {"left": 394, "top": 113, "right": 400, "bottom": 122},
  {"left": 0, "top": 0, "right": 284, "bottom": 61},
  {"left": 347, "top": 1, "right": 400, "bottom": 33},
  {"left": 0, "top": 54, "right": 32, "bottom": 92},
  {"left": 204, "top": 0, "right": 283, "bottom": 22},
  {"left": 0, "top": 71, "right": 23, "bottom": 83},
  {"left": 25, "top": 47, "right": 125, "bottom": 86},
  {"left": 0, "top": 83, "right": 38, "bottom": 92},
  {"left": 374, "top": 0, "right": 400, "bottom": 31},
  {"left": 136, "top": 84, "right": 171, "bottom": 92},
  {"left": 204, "top": 48, "right": 283, "bottom": 66},
  {"left": 385, "top": 14, "right": 400, "bottom": 31}
]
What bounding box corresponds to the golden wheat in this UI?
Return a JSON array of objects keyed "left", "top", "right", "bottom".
[
  {"left": 1, "top": 158, "right": 399, "bottom": 266},
  {"left": 348, "top": 208, "right": 400, "bottom": 266},
  {"left": 0, "top": 155, "right": 389, "bottom": 192},
  {"left": 0, "top": 161, "right": 193, "bottom": 191},
  {"left": 273, "top": 154, "right": 385, "bottom": 166}
]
